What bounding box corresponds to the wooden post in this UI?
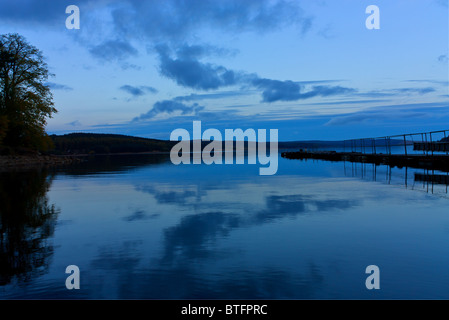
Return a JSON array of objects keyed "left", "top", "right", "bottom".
[
  {"left": 430, "top": 132, "right": 433, "bottom": 156},
  {"left": 403, "top": 134, "right": 407, "bottom": 156}
]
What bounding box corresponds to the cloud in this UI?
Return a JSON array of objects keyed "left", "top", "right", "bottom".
[
  {"left": 435, "top": 0, "right": 448, "bottom": 7},
  {"left": 325, "top": 111, "right": 427, "bottom": 126},
  {"left": 324, "top": 103, "right": 446, "bottom": 126},
  {"left": 405, "top": 80, "right": 449, "bottom": 86},
  {"left": 252, "top": 78, "right": 356, "bottom": 102},
  {"left": 174, "top": 91, "right": 251, "bottom": 102},
  {"left": 119, "top": 85, "right": 158, "bottom": 97},
  {"left": 89, "top": 40, "right": 138, "bottom": 62},
  {"left": 46, "top": 82, "right": 73, "bottom": 91},
  {"left": 155, "top": 44, "right": 355, "bottom": 102},
  {"left": 0, "top": 1, "right": 86, "bottom": 25},
  {"left": 438, "top": 54, "right": 448, "bottom": 63},
  {"left": 2, "top": 0, "right": 312, "bottom": 37},
  {"left": 132, "top": 100, "right": 204, "bottom": 121},
  {"left": 393, "top": 87, "right": 436, "bottom": 95},
  {"left": 110, "top": 0, "right": 311, "bottom": 42},
  {"left": 358, "top": 86, "right": 438, "bottom": 98},
  {"left": 174, "top": 44, "right": 238, "bottom": 60},
  {"left": 66, "top": 120, "right": 82, "bottom": 127},
  {"left": 156, "top": 45, "right": 242, "bottom": 91}
]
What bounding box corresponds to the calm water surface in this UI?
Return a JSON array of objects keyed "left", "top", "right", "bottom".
[{"left": 1, "top": 154, "right": 449, "bottom": 299}]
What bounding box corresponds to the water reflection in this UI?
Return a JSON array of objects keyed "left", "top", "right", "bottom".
[
  {"left": 87, "top": 240, "right": 325, "bottom": 299},
  {"left": 3, "top": 155, "right": 449, "bottom": 299},
  {"left": 344, "top": 161, "right": 449, "bottom": 196},
  {"left": 0, "top": 169, "right": 59, "bottom": 286},
  {"left": 55, "top": 153, "right": 171, "bottom": 176}
]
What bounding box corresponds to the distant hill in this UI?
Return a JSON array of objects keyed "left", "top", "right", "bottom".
[
  {"left": 49, "top": 133, "right": 412, "bottom": 155},
  {"left": 50, "top": 133, "right": 176, "bottom": 155},
  {"left": 278, "top": 139, "right": 408, "bottom": 150}
]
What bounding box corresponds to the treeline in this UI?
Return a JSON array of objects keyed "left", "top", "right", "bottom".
[
  {"left": 1, "top": 34, "right": 57, "bottom": 154},
  {"left": 50, "top": 133, "right": 176, "bottom": 155}
]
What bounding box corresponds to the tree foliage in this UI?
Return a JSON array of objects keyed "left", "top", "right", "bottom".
[{"left": 0, "top": 33, "right": 57, "bottom": 152}]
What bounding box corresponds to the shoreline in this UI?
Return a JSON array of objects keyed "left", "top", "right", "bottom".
[
  {"left": 0, "top": 151, "right": 172, "bottom": 170},
  {"left": 0, "top": 154, "right": 84, "bottom": 170}
]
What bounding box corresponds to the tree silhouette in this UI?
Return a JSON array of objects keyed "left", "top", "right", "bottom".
[{"left": 0, "top": 33, "right": 57, "bottom": 151}]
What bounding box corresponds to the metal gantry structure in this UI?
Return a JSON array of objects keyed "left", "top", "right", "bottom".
[{"left": 343, "top": 129, "right": 449, "bottom": 156}]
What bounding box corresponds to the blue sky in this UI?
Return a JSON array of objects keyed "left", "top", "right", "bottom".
[{"left": 1, "top": 0, "right": 448, "bottom": 141}]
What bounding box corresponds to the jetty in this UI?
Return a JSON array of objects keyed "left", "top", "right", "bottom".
[{"left": 281, "top": 129, "right": 449, "bottom": 172}]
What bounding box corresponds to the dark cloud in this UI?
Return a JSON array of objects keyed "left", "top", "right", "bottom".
[
  {"left": 252, "top": 78, "right": 356, "bottom": 103},
  {"left": 110, "top": 0, "right": 311, "bottom": 42},
  {"left": 89, "top": 40, "right": 138, "bottom": 62},
  {"left": 46, "top": 82, "right": 73, "bottom": 91},
  {"left": 156, "top": 45, "right": 242, "bottom": 90},
  {"left": 154, "top": 44, "right": 355, "bottom": 103},
  {"left": 174, "top": 44, "right": 237, "bottom": 60},
  {"left": 3, "top": 0, "right": 311, "bottom": 39},
  {"left": 132, "top": 100, "right": 204, "bottom": 122},
  {"left": 119, "top": 85, "right": 158, "bottom": 97},
  {"left": 0, "top": 0, "right": 85, "bottom": 25}
]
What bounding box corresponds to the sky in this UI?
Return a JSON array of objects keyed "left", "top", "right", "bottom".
[{"left": 1, "top": 0, "right": 448, "bottom": 141}]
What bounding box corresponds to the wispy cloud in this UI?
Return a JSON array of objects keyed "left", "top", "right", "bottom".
[
  {"left": 358, "top": 86, "right": 437, "bottom": 98},
  {"left": 119, "top": 85, "right": 158, "bottom": 97},
  {"left": 66, "top": 120, "right": 82, "bottom": 127},
  {"left": 46, "top": 82, "right": 73, "bottom": 91},
  {"left": 132, "top": 100, "right": 204, "bottom": 122},
  {"left": 252, "top": 78, "right": 356, "bottom": 103},
  {"left": 393, "top": 87, "right": 436, "bottom": 94},
  {"left": 438, "top": 54, "right": 448, "bottom": 63},
  {"left": 174, "top": 91, "right": 252, "bottom": 102},
  {"left": 325, "top": 102, "right": 449, "bottom": 126}
]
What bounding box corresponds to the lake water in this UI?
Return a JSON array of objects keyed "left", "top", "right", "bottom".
[{"left": 1, "top": 154, "right": 449, "bottom": 299}]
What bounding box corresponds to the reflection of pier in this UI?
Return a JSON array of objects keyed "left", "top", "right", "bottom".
[
  {"left": 342, "top": 161, "right": 449, "bottom": 195},
  {"left": 281, "top": 151, "right": 449, "bottom": 173},
  {"left": 415, "top": 173, "right": 449, "bottom": 185}
]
